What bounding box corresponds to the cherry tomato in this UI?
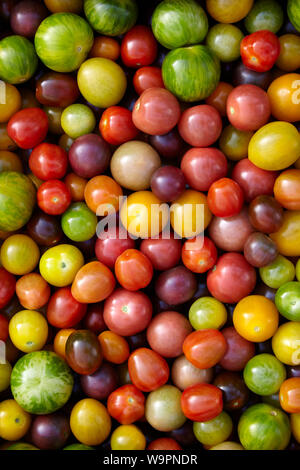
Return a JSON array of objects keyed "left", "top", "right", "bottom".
[
  {"left": 29, "top": 143, "right": 68, "bottom": 181},
  {"left": 0, "top": 267, "right": 16, "bottom": 309},
  {"left": 150, "top": 166, "right": 186, "bottom": 202},
  {"left": 98, "top": 331, "right": 130, "bottom": 364},
  {"left": 16, "top": 273, "right": 50, "bottom": 310},
  {"left": 111, "top": 424, "right": 146, "bottom": 450},
  {"left": 0, "top": 83, "right": 21, "bottom": 123},
  {"left": 279, "top": 378, "right": 300, "bottom": 413},
  {"left": 7, "top": 107, "right": 48, "bottom": 149},
  {"left": 47, "top": 287, "right": 87, "bottom": 329},
  {"left": 182, "top": 236, "right": 217, "bottom": 274},
  {"left": 121, "top": 25, "right": 157, "bottom": 68},
  {"left": 64, "top": 172, "right": 87, "bottom": 202},
  {"left": 83, "top": 303, "right": 106, "bottom": 335},
  {"left": 272, "top": 322, "right": 300, "bottom": 366},
  {"left": 270, "top": 211, "right": 300, "bottom": 257},
  {"left": 37, "top": 179, "right": 71, "bottom": 215},
  {"left": 219, "top": 124, "right": 254, "bottom": 162},
  {"left": 207, "top": 178, "right": 244, "bottom": 217},
  {"left": 240, "top": 30, "right": 281, "bottom": 72},
  {"left": 140, "top": 234, "right": 181, "bottom": 271},
  {"left": 248, "top": 195, "right": 284, "bottom": 233},
  {"left": 36, "top": 71, "right": 80, "bottom": 107},
  {"left": 84, "top": 175, "right": 123, "bottom": 215},
  {"left": 9, "top": 310, "right": 48, "bottom": 353},
  {"left": 39, "top": 244, "right": 84, "bottom": 288},
  {"left": 276, "top": 34, "right": 300, "bottom": 72},
  {"left": 178, "top": 105, "right": 222, "bottom": 147},
  {"left": 220, "top": 327, "right": 255, "bottom": 372},
  {"left": 183, "top": 329, "right": 227, "bottom": 369},
  {"left": 107, "top": 384, "right": 145, "bottom": 425},
  {"left": 66, "top": 330, "right": 103, "bottom": 375},
  {"left": 70, "top": 398, "right": 111, "bottom": 446},
  {"left": 71, "top": 261, "right": 116, "bottom": 304},
  {"left": 267, "top": 73, "right": 300, "bottom": 122},
  {"left": 89, "top": 36, "right": 120, "bottom": 61},
  {"left": 181, "top": 384, "right": 223, "bottom": 422},
  {"left": 133, "top": 66, "right": 164, "bottom": 95},
  {"left": 1, "top": 234, "right": 40, "bottom": 276},
  {"left": 99, "top": 106, "right": 138, "bottom": 145},
  {"left": 232, "top": 158, "right": 278, "bottom": 202},
  {"left": 115, "top": 248, "right": 153, "bottom": 291},
  {"left": 128, "top": 348, "right": 169, "bottom": 392},
  {"left": 0, "top": 314, "right": 9, "bottom": 342},
  {"left": 274, "top": 169, "right": 300, "bottom": 211},
  {"left": 0, "top": 399, "right": 31, "bottom": 441},
  {"left": 147, "top": 438, "right": 182, "bottom": 450},
  {"left": 205, "top": 82, "right": 234, "bottom": 117},
  {"left": 53, "top": 328, "right": 75, "bottom": 359}
]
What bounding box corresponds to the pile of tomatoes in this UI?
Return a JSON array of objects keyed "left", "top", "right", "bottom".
[{"left": 1, "top": 0, "right": 300, "bottom": 452}]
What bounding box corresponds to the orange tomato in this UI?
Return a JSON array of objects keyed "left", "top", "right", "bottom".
[
  {"left": 89, "top": 36, "right": 120, "bottom": 61},
  {"left": 267, "top": 73, "right": 300, "bottom": 122},
  {"left": 276, "top": 35, "right": 300, "bottom": 72},
  {"left": 71, "top": 261, "right": 116, "bottom": 303},
  {"left": 84, "top": 175, "right": 123, "bottom": 215},
  {"left": 274, "top": 169, "right": 300, "bottom": 210},
  {"left": 270, "top": 211, "right": 300, "bottom": 257},
  {"left": 205, "top": 82, "right": 234, "bottom": 117},
  {"left": 54, "top": 328, "right": 76, "bottom": 359},
  {"left": 98, "top": 331, "right": 130, "bottom": 364},
  {"left": 279, "top": 378, "right": 300, "bottom": 413},
  {"left": 16, "top": 273, "right": 50, "bottom": 310},
  {"left": 0, "top": 151, "right": 22, "bottom": 173},
  {"left": 64, "top": 173, "right": 87, "bottom": 202}
]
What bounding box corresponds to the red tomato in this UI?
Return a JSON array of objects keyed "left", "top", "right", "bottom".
[
  {"left": 95, "top": 226, "right": 135, "bottom": 269},
  {"left": 121, "top": 25, "right": 157, "bottom": 68},
  {"left": 219, "top": 327, "right": 256, "bottom": 372},
  {"left": 207, "top": 252, "right": 257, "bottom": 304},
  {"left": 103, "top": 288, "right": 152, "bottom": 336},
  {"left": 178, "top": 105, "right": 222, "bottom": 147},
  {"left": 98, "top": 330, "right": 130, "bottom": 364},
  {"left": 99, "top": 106, "right": 139, "bottom": 145},
  {"left": 128, "top": 347, "right": 169, "bottom": 392},
  {"left": 7, "top": 107, "right": 48, "bottom": 149},
  {"left": 0, "top": 267, "right": 16, "bottom": 309},
  {"left": 207, "top": 178, "right": 244, "bottom": 217},
  {"left": 147, "top": 438, "right": 182, "bottom": 450},
  {"left": 240, "top": 30, "right": 281, "bottom": 72},
  {"left": 47, "top": 287, "right": 87, "bottom": 329},
  {"left": 0, "top": 313, "right": 9, "bottom": 342},
  {"left": 83, "top": 303, "right": 106, "bottom": 334},
  {"left": 140, "top": 234, "right": 181, "bottom": 271},
  {"left": 107, "top": 384, "right": 145, "bottom": 424},
  {"left": 181, "top": 236, "right": 217, "bottom": 274},
  {"left": 29, "top": 143, "right": 68, "bottom": 180},
  {"left": 115, "top": 249, "right": 153, "bottom": 291},
  {"left": 133, "top": 66, "right": 164, "bottom": 95},
  {"left": 16, "top": 273, "right": 50, "bottom": 310},
  {"left": 183, "top": 329, "right": 227, "bottom": 369},
  {"left": 181, "top": 383, "right": 223, "bottom": 422},
  {"left": 37, "top": 179, "right": 72, "bottom": 215}
]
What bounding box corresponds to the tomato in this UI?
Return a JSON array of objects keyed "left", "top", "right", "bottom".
[
  {"left": 248, "top": 195, "right": 283, "bottom": 233},
  {"left": 115, "top": 248, "right": 153, "bottom": 291},
  {"left": 0, "top": 150, "right": 22, "bottom": 173},
  {"left": 220, "top": 327, "right": 255, "bottom": 372},
  {"left": 140, "top": 234, "right": 181, "bottom": 271},
  {"left": 145, "top": 385, "right": 186, "bottom": 432},
  {"left": 274, "top": 169, "right": 300, "bottom": 210},
  {"left": 206, "top": 0, "right": 254, "bottom": 23},
  {"left": 111, "top": 424, "right": 146, "bottom": 450},
  {"left": 133, "top": 66, "right": 164, "bottom": 95},
  {"left": 206, "top": 23, "right": 244, "bottom": 63},
  {"left": 219, "top": 125, "right": 254, "bottom": 162},
  {"left": 70, "top": 399, "right": 111, "bottom": 446},
  {"left": 84, "top": 175, "right": 123, "bottom": 215},
  {"left": 121, "top": 25, "right": 157, "bottom": 68},
  {"left": 155, "top": 265, "right": 197, "bottom": 306},
  {"left": 243, "top": 353, "right": 286, "bottom": 396},
  {"left": 193, "top": 411, "right": 233, "bottom": 447},
  {"left": 276, "top": 34, "right": 300, "bottom": 72},
  {"left": 268, "top": 73, "right": 300, "bottom": 122},
  {"left": 64, "top": 173, "right": 87, "bottom": 202},
  {"left": 0, "top": 267, "right": 16, "bottom": 309},
  {"left": 0, "top": 399, "right": 31, "bottom": 441},
  {"left": 66, "top": 329, "right": 103, "bottom": 375},
  {"left": 150, "top": 166, "right": 186, "bottom": 202},
  {"left": 209, "top": 207, "right": 254, "bottom": 252},
  {"left": 233, "top": 295, "right": 279, "bottom": 342},
  {"left": 279, "top": 378, "right": 300, "bottom": 413},
  {"left": 61, "top": 103, "right": 96, "bottom": 139},
  {"left": 36, "top": 71, "right": 79, "bottom": 107},
  {"left": 128, "top": 348, "right": 169, "bottom": 392},
  {"left": 272, "top": 322, "right": 300, "bottom": 366},
  {"left": 189, "top": 297, "right": 227, "bottom": 331},
  {"left": 240, "top": 30, "right": 280, "bottom": 72},
  {"left": 16, "top": 273, "right": 50, "bottom": 311},
  {"left": 9, "top": 310, "right": 48, "bottom": 353},
  {"left": 29, "top": 143, "right": 68, "bottom": 181},
  {"left": 0, "top": 83, "right": 21, "bottom": 123},
  {"left": 182, "top": 236, "right": 217, "bottom": 274},
  {"left": 89, "top": 36, "right": 120, "bottom": 61},
  {"left": 178, "top": 105, "right": 222, "bottom": 147},
  {"left": 37, "top": 179, "right": 71, "bottom": 215},
  {"left": 95, "top": 226, "right": 135, "bottom": 269},
  {"left": 39, "top": 244, "right": 84, "bottom": 288},
  {"left": 207, "top": 178, "right": 244, "bottom": 218},
  {"left": 183, "top": 329, "right": 227, "bottom": 369},
  {"left": 147, "top": 438, "right": 182, "bottom": 451},
  {"left": 205, "top": 81, "right": 233, "bottom": 117},
  {"left": 0, "top": 361, "right": 12, "bottom": 392},
  {"left": 98, "top": 331, "right": 130, "bottom": 364},
  {"left": 0, "top": 314, "right": 9, "bottom": 342},
  {"left": 99, "top": 106, "right": 138, "bottom": 145},
  {"left": 171, "top": 355, "right": 213, "bottom": 391},
  {"left": 47, "top": 287, "right": 87, "bottom": 329},
  {"left": 291, "top": 413, "right": 300, "bottom": 443},
  {"left": 270, "top": 211, "right": 300, "bottom": 257},
  {"left": 107, "top": 384, "right": 145, "bottom": 425},
  {"left": 7, "top": 107, "right": 48, "bottom": 149},
  {"left": 53, "top": 328, "right": 75, "bottom": 359},
  {"left": 1, "top": 234, "right": 39, "bottom": 276},
  {"left": 71, "top": 261, "right": 116, "bottom": 304},
  {"left": 83, "top": 304, "right": 106, "bottom": 335},
  {"left": 181, "top": 383, "right": 223, "bottom": 422}
]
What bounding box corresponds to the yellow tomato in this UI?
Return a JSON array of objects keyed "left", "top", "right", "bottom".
[
  {"left": 248, "top": 121, "right": 300, "bottom": 170},
  {"left": 0, "top": 83, "right": 21, "bottom": 123},
  {"left": 291, "top": 413, "right": 300, "bottom": 443},
  {"left": 233, "top": 295, "right": 279, "bottom": 342},
  {"left": 0, "top": 399, "right": 31, "bottom": 441},
  {"left": 39, "top": 244, "right": 84, "bottom": 287},
  {"left": 0, "top": 234, "right": 40, "bottom": 276},
  {"left": 206, "top": 0, "right": 253, "bottom": 23},
  {"left": 0, "top": 361, "right": 12, "bottom": 392},
  {"left": 209, "top": 441, "right": 244, "bottom": 450},
  {"left": 53, "top": 328, "right": 76, "bottom": 359},
  {"left": 170, "top": 190, "right": 212, "bottom": 239},
  {"left": 110, "top": 424, "right": 146, "bottom": 450},
  {"left": 9, "top": 310, "right": 48, "bottom": 353},
  {"left": 276, "top": 35, "right": 300, "bottom": 72},
  {"left": 120, "top": 190, "right": 168, "bottom": 239},
  {"left": 268, "top": 73, "right": 300, "bottom": 122},
  {"left": 272, "top": 322, "right": 300, "bottom": 366},
  {"left": 70, "top": 398, "right": 111, "bottom": 446},
  {"left": 270, "top": 211, "right": 300, "bottom": 257}
]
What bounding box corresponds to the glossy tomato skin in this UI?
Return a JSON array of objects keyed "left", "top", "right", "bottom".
[
  {"left": 128, "top": 348, "right": 169, "bottom": 392},
  {"left": 99, "top": 106, "right": 138, "bottom": 145},
  {"left": 248, "top": 195, "right": 284, "bottom": 233},
  {"left": 121, "top": 25, "right": 157, "bottom": 68},
  {"left": 71, "top": 261, "right": 116, "bottom": 304},
  {"left": 0, "top": 313, "right": 9, "bottom": 342},
  {"left": 0, "top": 267, "right": 16, "bottom": 309},
  {"left": 65, "top": 329, "right": 103, "bottom": 375},
  {"left": 220, "top": 327, "right": 255, "bottom": 371},
  {"left": 279, "top": 378, "right": 300, "bottom": 413},
  {"left": 209, "top": 207, "right": 254, "bottom": 252},
  {"left": 80, "top": 363, "right": 118, "bottom": 401},
  {"left": 95, "top": 227, "right": 135, "bottom": 269},
  {"left": 274, "top": 169, "right": 300, "bottom": 211},
  {"left": 232, "top": 159, "right": 278, "bottom": 202},
  {"left": 29, "top": 143, "right": 68, "bottom": 181},
  {"left": 182, "top": 236, "right": 217, "bottom": 274},
  {"left": 16, "top": 273, "right": 50, "bottom": 310},
  {"left": 83, "top": 303, "right": 106, "bottom": 334},
  {"left": 178, "top": 105, "right": 222, "bottom": 147},
  {"left": 150, "top": 166, "right": 185, "bottom": 202},
  {"left": 47, "top": 287, "right": 87, "bottom": 329},
  {"left": 140, "top": 235, "right": 181, "bottom": 271},
  {"left": 7, "top": 107, "right": 48, "bottom": 149},
  {"left": 133, "top": 66, "right": 164, "bottom": 95},
  {"left": 36, "top": 71, "right": 80, "bottom": 107},
  {"left": 207, "top": 178, "right": 244, "bottom": 218},
  {"left": 183, "top": 329, "right": 227, "bottom": 369},
  {"left": 27, "top": 210, "right": 63, "bottom": 247},
  {"left": 37, "top": 180, "right": 71, "bottom": 215},
  {"left": 181, "top": 383, "right": 223, "bottom": 422},
  {"left": 155, "top": 266, "right": 197, "bottom": 306},
  {"left": 115, "top": 249, "right": 153, "bottom": 291},
  {"left": 107, "top": 384, "right": 145, "bottom": 425},
  {"left": 240, "top": 30, "right": 281, "bottom": 72}
]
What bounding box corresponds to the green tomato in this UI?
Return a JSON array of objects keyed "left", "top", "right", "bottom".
[
  {"left": 259, "top": 254, "right": 295, "bottom": 289},
  {"left": 275, "top": 281, "right": 300, "bottom": 321},
  {"left": 189, "top": 296, "right": 227, "bottom": 330},
  {"left": 288, "top": 0, "right": 300, "bottom": 32},
  {"left": 145, "top": 385, "right": 186, "bottom": 432},
  {"left": 63, "top": 444, "right": 95, "bottom": 450},
  {"left": 238, "top": 403, "right": 291, "bottom": 450},
  {"left": 193, "top": 411, "right": 233, "bottom": 447},
  {"left": 243, "top": 353, "right": 286, "bottom": 396},
  {"left": 61, "top": 202, "right": 98, "bottom": 242},
  {"left": 0, "top": 36, "right": 38, "bottom": 84},
  {"left": 296, "top": 259, "right": 300, "bottom": 281},
  {"left": 6, "top": 442, "right": 39, "bottom": 450},
  {"left": 84, "top": 0, "right": 138, "bottom": 37},
  {"left": 206, "top": 23, "right": 244, "bottom": 62},
  {"left": 39, "top": 244, "right": 84, "bottom": 287},
  {"left": 0, "top": 361, "right": 12, "bottom": 392},
  {"left": 61, "top": 104, "right": 96, "bottom": 139},
  {"left": 244, "top": 0, "right": 284, "bottom": 33}
]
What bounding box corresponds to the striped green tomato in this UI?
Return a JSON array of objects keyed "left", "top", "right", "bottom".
[{"left": 0, "top": 36, "right": 38, "bottom": 84}]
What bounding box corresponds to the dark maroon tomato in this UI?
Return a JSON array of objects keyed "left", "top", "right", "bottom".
[
  {"left": 80, "top": 363, "right": 118, "bottom": 400},
  {"left": 74, "top": 236, "right": 97, "bottom": 260},
  {"left": 29, "top": 143, "right": 68, "bottom": 181},
  {"left": 207, "top": 253, "right": 256, "bottom": 304},
  {"left": 0, "top": 0, "right": 16, "bottom": 20},
  {"left": 133, "top": 66, "right": 164, "bottom": 95},
  {"left": 232, "top": 61, "right": 273, "bottom": 90},
  {"left": 127, "top": 332, "right": 148, "bottom": 351},
  {"left": 287, "top": 366, "right": 300, "bottom": 379},
  {"left": 27, "top": 210, "right": 63, "bottom": 246},
  {"left": 244, "top": 232, "right": 278, "bottom": 268},
  {"left": 148, "top": 128, "right": 186, "bottom": 160},
  {"left": 155, "top": 266, "right": 197, "bottom": 306},
  {"left": 150, "top": 166, "right": 185, "bottom": 202},
  {"left": 248, "top": 195, "right": 284, "bottom": 233},
  {"left": 65, "top": 330, "right": 103, "bottom": 375},
  {"left": 219, "top": 327, "right": 255, "bottom": 371},
  {"left": 10, "top": 0, "right": 47, "bottom": 37},
  {"left": 47, "top": 287, "right": 87, "bottom": 329},
  {"left": 95, "top": 226, "right": 135, "bottom": 269},
  {"left": 213, "top": 371, "right": 249, "bottom": 411},
  {"left": 36, "top": 72, "right": 80, "bottom": 108},
  {"left": 168, "top": 421, "right": 197, "bottom": 448},
  {"left": 121, "top": 25, "right": 157, "bottom": 68},
  {"left": 0, "top": 267, "right": 16, "bottom": 309},
  {"left": 180, "top": 147, "right": 228, "bottom": 192},
  {"left": 7, "top": 107, "right": 48, "bottom": 149},
  {"left": 69, "top": 134, "right": 111, "bottom": 179},
  {"left": 231, "top": 158, "right": 278, "bottom": 202},
  {"left": 207, "top": 178, "right": 244, "bottom": 218},
  {"left": 37, "top": 179, "right": 71, "bottom": 215},
  {"left": 29, "top": 412, "right": 70, "bottom": 450},
  {"left": 83, "top": 303, "right": 106, "bottom": 334},
  {"left": 0, "top": 314, "right": 9, "bottom": 342},
  {"left": 140, "top": 234, "right": 181, "bottom": 271}
]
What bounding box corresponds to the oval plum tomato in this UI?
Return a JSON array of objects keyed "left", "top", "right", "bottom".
[
  {"left": 95, "top": 226, "right": 135, "bottom": 269},
  {"left": 178, "top": 105, "right": 222, "bottom": 147},
  {"left": 99, "top": 106, "right": 139, "bottom": 146},
  {"left": 71, "top": 261, "right": 116, "bottom": 304},
  {"left": 84, "top": 174, "right": 123, "bottom": 215},
  {"left": 103, "top": 288, "right": 152, "bottom": 336},
  {"left": 115, "top": 249, "right": 153, "bottom": 291},
  {"left": 64, "top": 173, "right": 87, "bottom": 202},
  {"left": 183, "top": 329, "right": 227, "bottom": 369},
  {"left": 0, "top": 267, "right": 16, "bottom": 309},
  {"left": 132, "top": 87, "right": 181, "bottom": 136},
  {"left": 181, "top": 383, "right": 223, "bottom": 422},
  {"left": 133, "top": 66, "right": 164, "bottom": 95},
  {"left": 0, "top": 314, "right": 9, "bottom": 342},
  {"left": 89, "top": 36, "right": 120, "bottom": 61},
  {"left": 107, "top": 385, "right": 145, "bottom": 425},
  {"left": 7, "top": 107, "right": 48, "bottom": 149},
  {"left": 16, "top": 273, "right": 50, "bottom": 310},
  {"left": 279, "top": 378, "right": 300, "bottom": 413},
  {"left": 207, "top": 178, "right": 244, "bottom": 217},
  {"left": 37, "top": 180, "right": 71, "bottom": 215},
  {"left": 47, "top": 287, "right": 87, "bottom": 329},
  {"left": 121, "top": 25, "right": 157, "bottom": 68},
  {"left": 240, "top": 30, "right": 281, "bottom": 72},
  {"left": 66, "top": 330, "right": 103, "bottom": 376},
  {"left": 181, "top": 236, "right": 217, "bottom": 274},
  {"left": 207, "top": 252, "right": 257, "bottom": 304},
  {"left": 29, "top": 143, "right": 68, "bottom": 181},
  {"left": 140, "top": 234, "right": 181, "bottom": 271},
  {"left": 98, "top": 331, "right": 130, "bottom": 364},
  {"left": 128, "top": 348, "right": 169, "bottom": 392},
  {"left": 232, "top": 158, "right": 278, "bottom": 202}
]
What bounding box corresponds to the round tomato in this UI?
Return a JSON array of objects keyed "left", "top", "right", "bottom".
[
  {"left": 9, "top": 310, "right": 48, "bottom": 353},
  {"left": 128, "top": 348, "right": 169, "bottom": 392},
  {"left": 37, "top": 179, "right": 71, "bottom": 215},
  {"left": 240, "top": 30, "right": 280, "bottom": 72},
  {"left": 279, "top": 378, "right": 300, "bottom": 413},
  {"left": 0, "top": 399, "right": 31, "bottom": 441},
  {"left": 274, "top": 169, "right": 300, "bottom": 210},
  {"left": 270, "top": 211, "right": 300, "bottom": 257},
  {"left": 133, "top": 66, "right": 164, "bottom": 95},
  {"left": 268, "top": 73, "right": 300, "bottom": 122},
  {"left": 70, "top": 399, "right": 111, "bottom": 446},
  {"left": 183, "top": 329, "right": 227, "bottom": 369},
  {"left": 29, "top": 143, "right": 68, "bottom": 181},
  {"left": 115, "top": 249, "right": 153, "bottom": 291},
  {"left": 7, "top": 107, "right": 48, "bottom": 149},
  {"left": 99, "top": 106, "right": 138, "bottom": 145},
  {"left": 107, "top": 384, "right": 145, "bottom": 425},
  {"left": 207, "top": 178, "right": 244, "bottom": 217},
  {"left": 1, "top": 234, "right": 39, "bottom": 276},
  {"left": 181, "top": 383, "right": 223, "bottom": 422},
  {"left": 272, "top": 322, "right": 300, "bottom": 366},
  {"left": 16, "top": 273, "right": 50, "bottom": 311},
  {"left": 121, "top": 25, "right": 157, "bottom": 68},
  {"left": 71, "top": 261, "right": 116, "bottom": 304},
  {"left": 47, "top": 287, "right": 87, "bottom": 329},
  {"left": 110, "top": 424, "right": 146, "bottom": 451},
  {"left": 39, "top": 244, "right": 84, "bottom": 287},
  {"left": 84, "top": 174, "right": 123, "bottom": 215},
  {"left": 182, "top": 236, "right": 217, "bottom": 274},
  {"left": 98, "top": 331, "right": 130, "bottom": 364}
]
